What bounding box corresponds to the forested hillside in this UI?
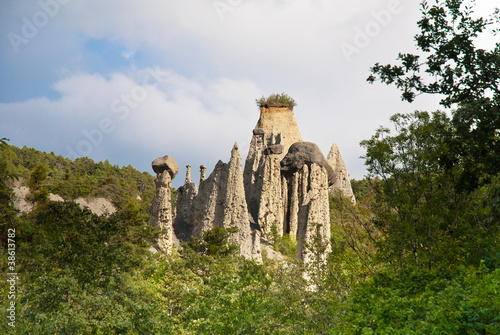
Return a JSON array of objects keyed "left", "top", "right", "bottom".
[{"left": 1, "top": 143, "right": 155, "bottom": 211}]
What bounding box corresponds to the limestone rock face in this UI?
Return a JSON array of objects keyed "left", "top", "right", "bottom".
[
  {"left": 296, "top": 164, "right": 331, "bottom": 264},
  {"left": 281, "top": 142, "right": 335, "bottom": 185},
  {"left": 150, "top": 156, "right": 178, "bottom": 254},
  {"left": 192, "top": 144, "right": 261, "bottom": 262},
  {"left": 174, "top": 166, "right": 198, "bottom": 242},
  {"left": 257, "top": 146, "right": 284, "bottom": 236},
  {"left": 75, "top": 197, "right": 116, "bottom": 216},
  {"left": 255, "top": 106, "right": 302, "bottom": 156},
  {"left": 327, "top": 143, "right": 356, "bottom": 203},
  {"left": 9, "top": 179, "right": 115, "bottom": 216},
  {"left": 12, "top": 184, "right": 34, "bottom": 214},
  {"left": 152, "top": 155, "right": 179, "bottom": 179},
  {"left": 281, "top": 148, "right": 331, "bottom": 265},
  {"left": 243, "top": 127, "right": 267, "bottom": 222},
  {"left": 244, "top": 106, "right": 302, "bottom": 224}
]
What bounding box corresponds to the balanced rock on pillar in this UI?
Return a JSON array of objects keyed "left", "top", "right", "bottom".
[
  {"left": 281, "top": 142, "right": 331, "bottom": 264},
  {"left": 150, "top": 155, "right": 179, "bottom": 254}
]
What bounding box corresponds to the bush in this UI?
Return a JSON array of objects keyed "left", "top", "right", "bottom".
[{"left": 256, "top": 92, "right": 297, "bottom": 109}]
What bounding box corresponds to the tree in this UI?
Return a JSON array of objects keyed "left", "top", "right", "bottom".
[
  {"left": 361, "top": 111, "right": 492, "bottom": 269},
  {"left": 364, "top": 0, "right": 500, "bottom": 269},
  {"left": 367, "top": 0, "right": 500, "bottom": 190},
  {"left": 0, "top": 140, "right": 19, "bottom": 247},
  {"left": 27, "top": 163, "right": 48, "bottom": 205}
]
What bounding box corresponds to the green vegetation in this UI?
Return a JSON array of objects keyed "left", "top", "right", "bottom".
[
  {"left": 256, "top": 92, "right": 297, "bottom": 109},
  {"left": 0, "top": 1, "right": 498, "bottom": 333},
  {"left": 0, "top": 144, "right": 156, "bottom": 212}
]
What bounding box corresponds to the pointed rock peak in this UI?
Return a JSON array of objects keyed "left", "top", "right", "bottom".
[
  {"left": 231, "top": 142, "right": 241, "bottom": 158},
  {"left": 328, "top": 143, "right": 341, "bottom": 161}
]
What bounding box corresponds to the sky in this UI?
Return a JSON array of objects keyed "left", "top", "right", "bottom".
[{"left": 1, "top": 0, "right": 498, "bottom": 187}]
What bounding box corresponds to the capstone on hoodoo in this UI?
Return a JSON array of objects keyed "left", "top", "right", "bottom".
[{"left": 281, "top": 142, "right": 332, "bottom": 263}]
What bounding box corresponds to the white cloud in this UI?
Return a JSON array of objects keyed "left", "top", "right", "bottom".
[
  {"left": 0, "top": 68, "right": 263, "bottom": 185},
  {"left": 2, "top": 0, "right": 497, "bottom": 184}
]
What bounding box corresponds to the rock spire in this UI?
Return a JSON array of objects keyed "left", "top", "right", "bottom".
[
  {"left": 244, "top": 106, "right": 302, "bottom": 224},
  {"left": 281, "top": 143, "right": 331, "bottom": 264},
  {"left": 327, "top": 143, "right": 356, "bottom": 203},
  {"left": 174, "top": 165, "right": 198, "bottom": 242},
  {"left": 150, "top": 155, "right": 179, "bottom": 254},
  {"left": 192, "top": 143, "right": 262, "bottom": 262}
]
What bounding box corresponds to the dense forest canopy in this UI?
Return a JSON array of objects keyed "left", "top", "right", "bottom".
[{"left": 1, "top": 1, "right": 499, "bottom": 333}]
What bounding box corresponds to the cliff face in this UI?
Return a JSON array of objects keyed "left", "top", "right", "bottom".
[{"left": 174, "top": 165, "right": 198, "bottom": 242}]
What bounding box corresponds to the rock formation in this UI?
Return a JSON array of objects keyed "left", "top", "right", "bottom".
[
  {"left": 257, "top": 144, "right": 284, "bottom": 236},
  {"left": 281, "top": 142, "right": 335, "bottom": 185},
  {"left": 281, "top": 143, "right": 331, "bottom": 264},
  {"left": 150, "top": 155, "right": 178, "bottom": 254},
  {"left": 9, "top": 178, "right": 116, "bottom": 216},
  {"left": 191, "top": 144, "right": 262, "bottom": 262},
  {"left": 174, "top": 165, "right": 198, "bottom": 242},
  {"left": 242, "top": 104, "right": 335, "bottom": 264},
  {"left": 327, "top": 143, "right": 356, "bottom": 203},
  {"left": 199, "top": 165, "right": 207, "bottom": 184},
  {"left": 254, "top": 106, "right": 302, "bottom": 155},
  {"left": 75, "top": 197, "right": 116, "bottom": 216},
  {"left": 244, "top": 106, "right": 302, "bottom": 224},
  {"left": 151, "top": 95, "right": 354, "bottom": 265}
]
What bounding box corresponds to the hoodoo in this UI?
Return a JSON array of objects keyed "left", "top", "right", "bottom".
[
  {"left": 151, "top": 93, "right": 354, "bottom": 264},
  {"left": 150, "top": 155, "right": 179, "bottom": 254},
  {"left": 244, "top": 95, "right": 302, "bottom": 224},
  {"left": 327, "top": 143, "right": 356, "bottom": 203}
]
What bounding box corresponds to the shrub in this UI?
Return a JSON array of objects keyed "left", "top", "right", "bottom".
[{"left": 256, "top": 92, "right": 297, "bottom": 109}]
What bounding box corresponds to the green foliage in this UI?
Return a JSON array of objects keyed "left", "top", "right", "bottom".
[
  {"left": 185, "top": 226, "right": 239, "bottom": 257},
  {"left": 3, "top": 144, "right": 155, "bottom": 212},
  {"left": 339, "top": 264, "right": 500, "bottom": 334},
  {"left": 3, "top": 202, "right": 168, "bottom": 334},
  {"left": 367, "top": 0, "right": 500, "bottom": 191},
  {"left": 26, "top": 163, "right": 49, "bottom": 205},
  {"left": 367, "top": 0, "right": 500, "bottom": 108},
  {"left": 20, "top": 202, "right": 158, "bottom": 287},
  {"left": 256, "top": 92, "right": 297, "bottom": 109},
  {"left": 361, "top": 111, "right": 494, "bottom": 269},
  {"left": 269, "top": 224, "right": 298, "bottom": 260},
  {"left": 329, "top": 194, "right": 379, "bottom": 284}
]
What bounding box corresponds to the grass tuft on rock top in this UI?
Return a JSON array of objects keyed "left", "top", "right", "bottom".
[{"left": 256, "top": 92, "right": 297, "bottom": 109}]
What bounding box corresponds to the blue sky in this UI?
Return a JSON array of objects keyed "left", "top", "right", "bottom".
[{"left": 1, "top": 0, "right": 498, "bottom": 187}]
